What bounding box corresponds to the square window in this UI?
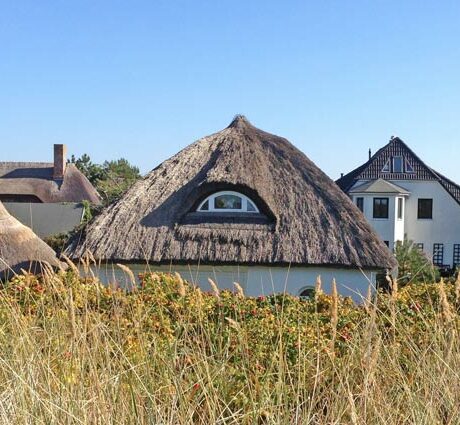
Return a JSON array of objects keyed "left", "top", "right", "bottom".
[
  {"left": 373, "top": 198, "right": 389, "bottom": 219},
  {"left": 418, "top": 199, "right": 433, "bottom": 219},
  {"left": 356, "top": 197, "right": 364, "bottom": 212}
]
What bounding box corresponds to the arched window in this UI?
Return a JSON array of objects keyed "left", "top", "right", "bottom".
[
  {"left": 299, "top": 286, "right": 315, "bottom": 300},
  {"left": 197, "top": 191, "right": 259, "bottom": 213}
]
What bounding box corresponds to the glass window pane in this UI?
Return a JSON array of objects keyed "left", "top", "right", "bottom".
[
  {"left": 356, "top": 197, "right": 364, "bottom": 212},
  {"left": 382, "top": 159, "right": 390, "bottom": 172},
  {"left": 247, "top": 200, "right": 256, "bottom": 212},
  {"left": 418, "top": 199, "right": 433, "bottom": 219},
  {"left": 200, "top": 200, "right": 209, "bottom": 211},
  {"left": 214, "top": 194, "right": 242, "bottom": 209},
  {"left": 397, "top": 198, "right": 403, "bottom": 219},
  {"left": 393, "top": 156, "right": 403, "bottom": 173},
  {"left": 373, "top": 198, "right": 389, "bottom": 219}
]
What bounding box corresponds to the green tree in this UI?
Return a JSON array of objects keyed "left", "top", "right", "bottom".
[
  {"left": 395, "top": 239, "right": 439, "bottom": 286},
  {"left": 97, "top": 158, "right": 141, "bottom": 205},
  {"left": 70, "top": 155, "right": 141, "bottom": 206},
  {"left": 69, "top": 154, "right": 105, "bottom": 185}
]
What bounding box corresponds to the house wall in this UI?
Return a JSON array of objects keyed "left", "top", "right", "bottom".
[
  {"left": 351, "top": 180, "right": 460, "bottom": 267},
  {"left": 3, "top": 202, "right": 85, "bottom": 238},
  {"left": 351, "top": 194, "right": 397, "bottom": 246},
  {"left": 400, "top": 181, "right": 460, "bottom": 266},
  {"left": 84, "top": 263, "right": 378, "bottom": 303}
]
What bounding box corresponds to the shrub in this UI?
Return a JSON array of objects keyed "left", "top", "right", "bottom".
[
  {"left": 395, "top": 239, "right": 439, "bottom": 286},
  {"left": 0, "top": 269, "right": 460, "bottom": 423}
]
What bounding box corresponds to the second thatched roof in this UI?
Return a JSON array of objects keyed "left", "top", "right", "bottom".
[
  {"left": 68, "top": 116, "right": 396, "bottom": 270},
  {"left": 0, "top": 201, "right": 63, "bottom": 279}
]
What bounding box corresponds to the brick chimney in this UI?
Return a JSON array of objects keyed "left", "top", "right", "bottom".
[{"left": 53, "top": 144, "right": 67, "bottom": 180}]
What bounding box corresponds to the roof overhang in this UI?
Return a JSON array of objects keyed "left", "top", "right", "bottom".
[{"left": 349, "top": 178, "right": 410, "bottom": 196}]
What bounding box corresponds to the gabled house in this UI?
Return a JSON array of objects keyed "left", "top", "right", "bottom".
[
  {"left": 67, "top": 116, "right": 395, "bottom": 301},
  {"left": 337, "top": 136, "right": 460, "bottom": 270},
  {"left": 0, "top": 144, "right": 101, "bottom": 238}
]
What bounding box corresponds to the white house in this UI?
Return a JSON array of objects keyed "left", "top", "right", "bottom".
[
  {"left": 67, "top": 116, "right": 395, "bottom": 302},
  {"left": 337, "top": 136, "right": 460, "bottom": 270}
]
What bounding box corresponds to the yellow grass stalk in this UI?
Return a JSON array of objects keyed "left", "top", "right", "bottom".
[
  {"left": 330, "top": 279, "right": 338, "bottom": 357},
  {"left": 174, "top": 272, "right": 186, "bottom": 297},
  {"left": 233, "top": 282, "right": 244, "bottom": 298},
  {"left": 455, "top": 272, "right": 460, "bottom": 304},
  {"left": 315, "top": 275, "right": 322, "bottom": 295},
  {"left": 438, "top": 278, "right": 454, "bottom": 323},
  {"left": 208, "top": 278, "right": 220, "bottom": 299},
  {"left": 60, "top": 254, "right": 80, "bottom": 275},
  {"left": 116, "top": 263, "right": 136, "bottom": 288}
]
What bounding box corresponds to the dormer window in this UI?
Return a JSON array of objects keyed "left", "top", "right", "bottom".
[
  {"left": 197, "top": 191, "right": 259, "bottom": 213},
  {"left": 381, "top": 156, "right": 415, "bottom": 173}
]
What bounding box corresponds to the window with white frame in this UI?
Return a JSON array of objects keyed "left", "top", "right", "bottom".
[{"left": 197, "top": 191, "right": 259, "bottom": 213}]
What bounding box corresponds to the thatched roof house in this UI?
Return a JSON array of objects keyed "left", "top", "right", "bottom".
[
  {"left": 0, "top": 145, "right": 100, "bottom": 204},
  {"left": 68, "top": 116, "right": 395, "bottom": 300},
  {"left": 0, "top": 201, "right": 63, "bottom": 280}
]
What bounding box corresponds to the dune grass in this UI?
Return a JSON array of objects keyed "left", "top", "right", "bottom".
[{"left": 0, "top": 267, "right": 459, "bottom": 424}]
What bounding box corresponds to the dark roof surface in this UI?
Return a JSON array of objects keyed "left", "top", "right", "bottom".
[
  {"left": 0, "top": 162, "right": 101, "bottom": 204},
  {"left": 336, "top": 137, "right": 460, "bottom": 205},
  {"left": 67, "top": 115, "right": 396, "bottom": 270}
]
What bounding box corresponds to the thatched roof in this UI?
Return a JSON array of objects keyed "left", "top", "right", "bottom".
[
  {"left": 68, "top": 116, "right": 396, "bottom": 270},
  {"left": 0, "top": 163, "right": 101, "bottom": 204},
  {"left": 0, "top": 201, "right": 63, "bottom": 279}
]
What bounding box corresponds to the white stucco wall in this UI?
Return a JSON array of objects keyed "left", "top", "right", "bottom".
[
  {"left": 352, "top": 193, "right": 397, "bottom": 246},
  {"left": 352, "top": 180, "right": 460, "bottom": 267},
  {"left": 85, "top": 263, "right": 378, "bottom": 303},
  {"left": 401, "top": 181, "right": 460, "bottom": 266}
]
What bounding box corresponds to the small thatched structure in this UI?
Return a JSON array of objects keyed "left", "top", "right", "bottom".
[
  {"left": 0, "top": 201, "right": 63, "bottom": 280},
  {"left": 68, "top": 116, "right": 395, "bottom": 271}
]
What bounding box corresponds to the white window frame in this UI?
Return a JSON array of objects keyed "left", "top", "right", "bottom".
[{"left": 197, "top": 191, "right": 260, "bottom": 213}]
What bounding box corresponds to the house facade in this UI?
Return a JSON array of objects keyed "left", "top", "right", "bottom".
[
  {"left": 337, "top": 137, "right": 460, "bottom": 270},
  {"left": 0, "top": 144, "right": 100, "bottom": 237},
  {"left": 68, "top": 116, "right": 395, "bottom": 302}
]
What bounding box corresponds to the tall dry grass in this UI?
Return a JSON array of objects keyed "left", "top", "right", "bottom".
[{"left": 0, "top": 268, "right": 459, "bottom": 424}]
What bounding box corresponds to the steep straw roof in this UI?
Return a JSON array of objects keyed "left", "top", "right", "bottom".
[
  {"left": 0, "top": 201, "right": 63, "bottom": 279},
  {"left": 0, "top": 163, "right": 101, "bottom": 204},
  {"left": 68, "top": 116, "right": 396, "bottom": 270}
]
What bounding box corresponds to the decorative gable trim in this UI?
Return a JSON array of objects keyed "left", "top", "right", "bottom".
[{"left": 337, "top": 137, "right": 460, "bottom": 206}]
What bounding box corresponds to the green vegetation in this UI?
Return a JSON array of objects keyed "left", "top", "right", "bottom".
[
  {"left": 70, "top": 154, "right": 141, "bottom": 205},
  {"left": 395, "top": 239, "right": 440, "bottom": 286},
  {"left": 1, "top": 266, "right": 460, "bottom": 423}
]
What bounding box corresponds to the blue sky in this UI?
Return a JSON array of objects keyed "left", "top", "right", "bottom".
[{"left": 1, "top": 1, "right": 460, "bottom": 181}]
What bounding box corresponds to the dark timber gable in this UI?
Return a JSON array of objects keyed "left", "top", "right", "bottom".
[{"left": 336, "top": 137, "right": 460, "bottom": 206}]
